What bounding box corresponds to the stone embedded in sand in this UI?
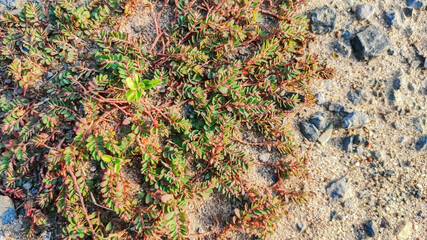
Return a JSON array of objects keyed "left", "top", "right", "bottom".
[
  {"left": 300, "top": 122, "right": 320, "bottom": 142},
  {"left": 363, "top": 220, "right": 377, "bottom": 237},
  {"left": 326, "top": 177, "right": 349, "bottom": 201},
  {"left": 258, "top": 153, "right": 270, "bottom": 163},
  {"left": 415, "top": 135, "right": 427, "bottom": 151},
  {"left": 311, "top": 6, "right": 337, "bottom": 34},
  {"left": 342, "top": 111, "right": 370, "bottom": 129},
  {"left": 318, "top": 124, "right": 333, "bottom": 145},
  {"left": 309, "top": 111, "right": 328, "bottom": 130},
  {"left": 356, "top": 5, "right": 375, "bottom": 20},
  {"left": 342, "top": 136, "right": 353, "bottom": 152},
  {"left": 395, "top": 220, "right": 413, "bottom": 240},
  {"left": 0, "top": 196, "right": 16, "bottom": 225},
  {"left": 351, "top": 25, "right": 391, "bottom": 60}
]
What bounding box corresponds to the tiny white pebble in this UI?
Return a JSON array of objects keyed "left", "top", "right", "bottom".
[{"left": 355, "top": 162, "right": 360, "bottom": 167}]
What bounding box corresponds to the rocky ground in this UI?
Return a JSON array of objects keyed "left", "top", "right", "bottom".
[
  {"left": 270, "top": 0, "right": 426, "bottom": 239},
  {"left": 0, "top": 0, "right": 425, "bottom": 240}
]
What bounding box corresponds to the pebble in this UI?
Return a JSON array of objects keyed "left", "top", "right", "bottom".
[
  {"left": 330, "top": 40, "right": 351, "bottom": 57},
  {"left": 311, "top": 6, "right": 337, "bottom": 34},
  {"left": 22, "top": 182, "right": 32, "bottom": 190},
  {"left": 327, "top": 102, "right": 348, "bottom": 113},
  {"left": 296, "top": 222, "right": 304, "bottom": 231},
  {"left": 353, "top": 135, "right": 364, "bottom": 145},
  {"left": 342, "top": 111, "right": 370, "bottom": 129},
  {"left": 415, "top": 135, "right": 427, "bottom": 151},
  {"left": 258, "top": 153, "right": 270, "bottom": 163},
  {"left": 342, "top": 136, "right": 353, "bottom": 152},
  {"left": 403, "top": 7, "right": 413, "bottom": 17},
  {"left": 351, "top": 25, "right": 391, "bottom": 61},
  {"left": 363, "top": 220, "right": 376, "bottom": 237},
  {"left": 315, "top": 93, "right": 326, "bottom": 105},
  {"left": 384, "top": 11, "right": 397, "bottom": 27},
  {"left": 406, "top": 0, "right": 423, "bottom": 10},
  {"left": 318, "top": 124, "right": 333, "bottom": 145},
  {"left": 395, "top": 220, "right": 413, "bottom": 240},
  {"left": 326, "top": 177, "right": 349, "bottom": 201},
  {"left": 342, "top": 199, "right": 351, "bottom": 208},
  {"left": 356, "top": 5, "right": 375, "bottom": 20},
  {"left": 356, "top": 145, "right": 364, "bottom": 154},
  {"left": 46, "top": 72, "right": 54, "bottom": 79},
  {"left": 347, "top": 89, "right": 366, "bottom": 105},
  {"left": 371, "top": 150, "right": 385, "bottom": 161},
  {"left": 309, "top": 111, "right": 328, "bottom": 130},
  {"left": 380, "top": 217, "right": 391, "bottom": 228},
  {"left": 0, "top": 196, "right": 16, "bottom": 225},
  {"left": 300, "top": 122, "right": 320, "bottom": 142}
]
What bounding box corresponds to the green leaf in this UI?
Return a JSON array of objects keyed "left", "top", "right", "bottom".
[
  {"left": 102, "top": 155, "right": 113, "bottom": 162},
  {"left": 114, "top": 163, "right": 120, "bottom": 173},
  {"left": 142, "top": 79, "right": 162, "bottom": 89},
  {"left": 126, "top": 90, "right": 137, "bottom": 101},
  {"left": 126, "top": 77, "right": 137, "bottom": 90}
]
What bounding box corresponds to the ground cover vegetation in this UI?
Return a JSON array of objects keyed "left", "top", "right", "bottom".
[{"left": 0, "top": 0, "right": 320, "bottom": 239}]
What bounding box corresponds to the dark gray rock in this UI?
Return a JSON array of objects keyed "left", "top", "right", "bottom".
[
  {"left": 330, "top": 41, "right": 351, "bottom": 57},
  {"left": 353, "top": 135, "right": 364, "bottom": 145},
  {"left": 326, "top": 177, "right": 349, "bottom": 201},
  {"left": 356, "top": 5, "right": 375, "bottom": 20},
  {"left": 364, "top": 220, "right": 376, "bottom": 237},
  {"left": 415, "top": 135, "right": 427, "bottom": 151},
  {"left": 403, "top": 7, "right": 414, "bottom": 17},
  {"left": 311, "top": 6, "right": 337, "bottom": 34},
  {"left": 342, "top": 111, "right": 370, "bottom": 129},
  {"left": 384, "top": 11, "right": 398, "bottom": 27},
  {"left": 343, "top": 136, "right": 353, "bottom": 152},
  {"left": 0, "top": 196, "right": 16, "bottom": 225},
  {"left": 351, "top": 25, "right": 391, "bottom": 61},
  {"left": 327, "top": 102, "right": 348, "bottom": 113},
  {"left": 347, "top": 89, "right": 367, "bottom": 105},
  {"left": 309, "top": 111, "right": 328, "bottom": 130},
  {"left": 300, "top": 122, "right": 320, "bottom": 142}
]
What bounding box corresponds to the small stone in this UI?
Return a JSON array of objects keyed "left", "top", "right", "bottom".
[
  {"left": 342, "top": 30, "right": 351, "bottom": 39},
  {"left": 403, "top": 7, "right": 413, "bottom": 17},
  {"left": 342, "top": 111, "right": 370, "bottom": 129},
  {"left": 22, "top": 182, "right": 32, "bottom": 190},
  {"left": 46, "top": 72, "right": 54, "bottom": 79},
  {"left": 406, "top": 0, "right": 423, "bottom": 10},
  {"left": 371, "top": 150, "right": 385, "bottom": 160},
  {"left": 388, "top": 49, "right": 395, "bottom": 55},
  {"left": 383, "top": 170, "right": 395, "bottom": 177},
  {"left": 353, "top": 135, "right": 364, "bottom": 145},
  {"left": 384, "top": 11, "right": 397, "bottom": 27},
  {"left": 318, "top": 124, "right": 333, "bottom": 145},
  {"left": 404, "top": 161, "right": 412, "bottom": 166},
  {"left": 343, "top": 136, "right": 353, "bottom": 152},
  {"left": 315, "top": 93, "right": 326, "bottom": 105},
  {"left": 296, "top": 222, "right": 304, "bottom": 231},
  {"left": 330, "top": 40, "right": 351, "bottom": 57},
  {"left": 364, "top": 220, "right": 376, "bottom": 237},
  {"left": 393, "top": 76, "right": 407, "bottom": 90},
  {"left": 370, "top": 162, "right": 377, "bottom": 167},
  {"left": 380, "top": 217, "right": 391, "bottom": 228},
  {"left": 415, "top": 135, "right": 427, "bottom": 151},
  {"left": 0, "top": 196, "right": 16, "bottom": 225},
  {"left": 326, "top": 177, "right": 349, "bottom": 201},
  {"left": 395, "top": 221, "right": 413, "bottom": 240},
  {"left": 342, "top": 199, "right": 351, "bottom": 208},
  {"left": 300, "top": 122, "right": 320, "bottom": 142},
  {"left": 351, "top": 25, "right": 391, "bottom": 61},
  {"left": 327, "top": 102, "right": 348, "bottom": 113},
  {"left": 347, "top": 89, "right": 367, "bottom": 105},
  {"left": 416, "top": 211, "right": 422, "bottom": 216},
  {"left": 311, "top": 6, "right": 337, "bottom": 34},
  {"left": 258, "top": 153, "right": 270, "bottom": 163},
  {"left": 330, "top": 210, "right": 337, "bottom": 220},
  {"left": 309, "top": 111, "right": 328, "bottom": 130},
  {"left": 356, "top": 5, "right": 375, "bottom": 20}
]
